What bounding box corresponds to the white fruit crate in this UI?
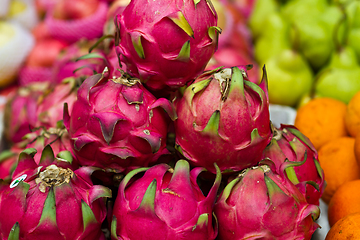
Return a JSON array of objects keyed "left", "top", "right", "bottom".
[{"left": 269, "top": 104, "right": 330, "bottom": 240}]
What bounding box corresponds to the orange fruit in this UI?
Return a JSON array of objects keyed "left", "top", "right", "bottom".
[
  {"left": 355, "top": 134, "right": 360, "bottom": 166},
  {"left": 328, "top": 179, "right": 360, "bottom": 227},
  {"left": 295, "top": 97, "right": 347, "bottom": 150},
  {"left": 325, "top": 212, "right": 360, "bottom": 240},
  {"left": 345, "top": 90, "right": 360, "bottom": 137},
  {"left": 318, "top": 137, "right": 360, "bottom": 204}
]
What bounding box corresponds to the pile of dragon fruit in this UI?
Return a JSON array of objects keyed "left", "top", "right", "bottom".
[{"left": 0, "top": 0, "right": 325, "bottom": 239}]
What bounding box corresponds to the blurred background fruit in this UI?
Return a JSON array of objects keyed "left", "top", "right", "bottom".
[
  {"left": 294, "top": 97, "right": 347, "bottom": 150},
  {"left": 317, "top": 136, "right": 360, "bottom": 204},
  {"left": 327, "top": 179, "right": 360, "bottom": 227}
]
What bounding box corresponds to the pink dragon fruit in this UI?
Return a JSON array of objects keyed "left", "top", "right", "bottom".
[
  {"left": 262, "top": 124, "right": 325, "bottom": 205},
  {"left": 4, "top": 82, "right": 49, "bottom": 144},
  {"left": 35, "top": 77, "right": 79, "bottom": 129},
  {"left": 0, "top": 145, "right": 112, "bottom": 240},
  {"left": 115, "top": 0, "right": 221, "bottom": 92},
  {"left": 64, "top": 69, "right": 177, "bottom": 173},
  {"left": 174, "top": 66, "right": 272, "bottom": 174},
  {"left": 214, "top": 161, "right": 320, "bottom": 239},
  {"left": 0, "top": 124, "right": 75, "bottom": 181},
  {"left": 111, "top": 159, "right": 221, "bottom": 240},
  {"left": 0, "top": 147, "right": 21, "bottom": 181},
  {"left": 51, "top": 40, "right": 109, "bottom": 84},
  {"left": 17, "top": 123, "right": 75, "bottom": 165}
]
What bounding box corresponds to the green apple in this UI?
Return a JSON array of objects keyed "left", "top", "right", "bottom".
[
  {"left": 315, "top": 46, "right": 360, "bottom": 104},
  {"left": 281, "top": 0, "right": 329, "bottom": 22},
  {"left": 315, "top": 68, "right": 360, "bottom": 104},
  {"left": 265, "top": 49, "right": 314, "bottom": 107},
  {"left": 345, "top": 1, "right": 360, "bottom": 28},
  {"left": 347, "top": 28, "right": 360, "bottom": 63},
  {"left": 326, "top": 45, "right": 359, "bottom": 69},
  {"left": 290, "top": 15, "right": 333, "bottom": 70},
  {"left": 248, "top": 0, "right": 279, "bottom": 40},
  {"left": 254, "top": 12, "right": 291, "bottom": 65}
]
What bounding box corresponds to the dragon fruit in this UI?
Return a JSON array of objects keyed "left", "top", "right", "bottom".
[
  {"left": 64, "top": 69, "right": 177, "bottom": 173},
  {"left": 262, "top": 124, "right": 325, "bottom": 205},
  {"left": 214, "top": 161, "right": 320, "bottom": 239},
  {"left": 115, "top": 0, "right": 221, "bottom": 92},
  {"left": 111, "top": 159, "right": 221, "bottom": 240},
  {"left": 16, "top": 123, "right": 75, "bottom": 166},
  {"left": 35, "top": 77, "right": 79, "bottom": 129},
  {"left": 174, "top": 66, "right": 272, "bottom": 174},
  {"left": 0, "top": 145, "right": 112, "bottom": 240},
  {"left": 4, "top": 82, "right": 49, "bottom": 144},
  {"left": 0, "top": 147, "right": 21, "bottom": 181},
  {"left": 51, "top": 40, "right": 108, "bottom": 84}
]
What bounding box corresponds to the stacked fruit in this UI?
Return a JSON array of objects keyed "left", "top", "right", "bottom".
[
  {"left": 294, "top": 92, "right": 360, "bottom": 239},
  {"left": 249, "top": 0, "right": 360, "bottom": 108},
  {"left": 0, "top": 0, "right": 325, "bottom": 239}
]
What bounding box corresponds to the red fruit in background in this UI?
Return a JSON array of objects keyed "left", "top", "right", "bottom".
[
  {"left": 25, "top": 39, "right": 68, "bottom": 68},
  {"left": 31, "top": 21, "right": 52, "bottom": 41},
  {"left": 52, "top": 0, "right": 100, "bottom": 20}
]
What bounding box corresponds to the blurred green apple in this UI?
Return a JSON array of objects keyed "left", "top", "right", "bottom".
[
  {"left": 315, "top": 46, "right": 360, "bottom": 103},
  {"left": 290, "top": 16, "right": 334, "bottom": 70},
  {"left": 248, "top": 0, "right": 279, "bottom": 40},
  {"left": 347, "top": 28, "right": 360, "bottom": 63},
  {"left": 281, "top": 0, "right": 328, "bottom": 22},
  {"left": 265, "top": 49, "right": 314, "bottom": 107},
  {"left": 254, "top": 12, "right": 291, "bottom": 65}
]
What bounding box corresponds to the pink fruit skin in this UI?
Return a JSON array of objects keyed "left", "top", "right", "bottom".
[
  {"left": 214, "top": 163, "right": 320, "bottom": 239},
  {"left": 36, "top": 77, "right": 78, "bottom": 129},
  {"left": 115, "top": 0, "right": 220, "bottom": 92},
  {"left": 262, "top": 124, "right": 325, "bottom": 205},
  {"left": 64, "top": 72, "right": 176, "bottom": 172},
  {"left": 111, "top": 160, "right": 221, "bottom": 240},
  {"left": 174, "top": 66, "right": 272, "bottom": 174},
  {"left": 4, "top": 84, "right": 48, "bottom": 144},
  {"left": 0, "top": 146, "right": 111, "bottom": 240},
  {"left": 51, "top": 42, "right": 108, "bottom": 84}
]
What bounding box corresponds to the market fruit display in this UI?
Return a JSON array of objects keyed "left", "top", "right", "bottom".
[{"left": 1, "top": 0, "right": 353, "bottom": 239}]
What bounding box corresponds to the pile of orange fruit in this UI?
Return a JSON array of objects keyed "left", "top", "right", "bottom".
[{"left": 294, "top": 91, "right": 360, "bottom": 239}]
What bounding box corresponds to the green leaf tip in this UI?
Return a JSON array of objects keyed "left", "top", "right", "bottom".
[
  {"left": 202, "top": 110, "right": 220, "bottom": 136},
  {"left": 137, "top": 179, "right": 157, "bottom": 214},
  {"left": 8, "top": 222, "right": 20, "bottom": 240},
  {"left": 208, "top": 26, "right": 222, "bottom": 42},
  {"left": 176, "top": 40, "right": 191, "bottom": 62},
  {"left": 131, "top": 33, "right": 145, "bottom": 59},
  {"left": 111, "top": 216, "right": 118, "bottom": 239},
  {"left": 82, "top": 200, "right": 98, "bottom": 230},
  {"left": 38, "top": 187, "right": 57, "bottom": 227},
  {"left": 192, "top": 213, "right": 209, "bottom": 231},
  {"left": 264, "top": 175, "right": 285, "bottom": 199},
  {"left": 169, "top": 11, "right": 194, "bottom": 38}
]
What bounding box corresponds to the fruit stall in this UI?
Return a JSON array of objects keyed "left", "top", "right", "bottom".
[{"left": 0, "top": 0, "right": 360, "bottom": 239}]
